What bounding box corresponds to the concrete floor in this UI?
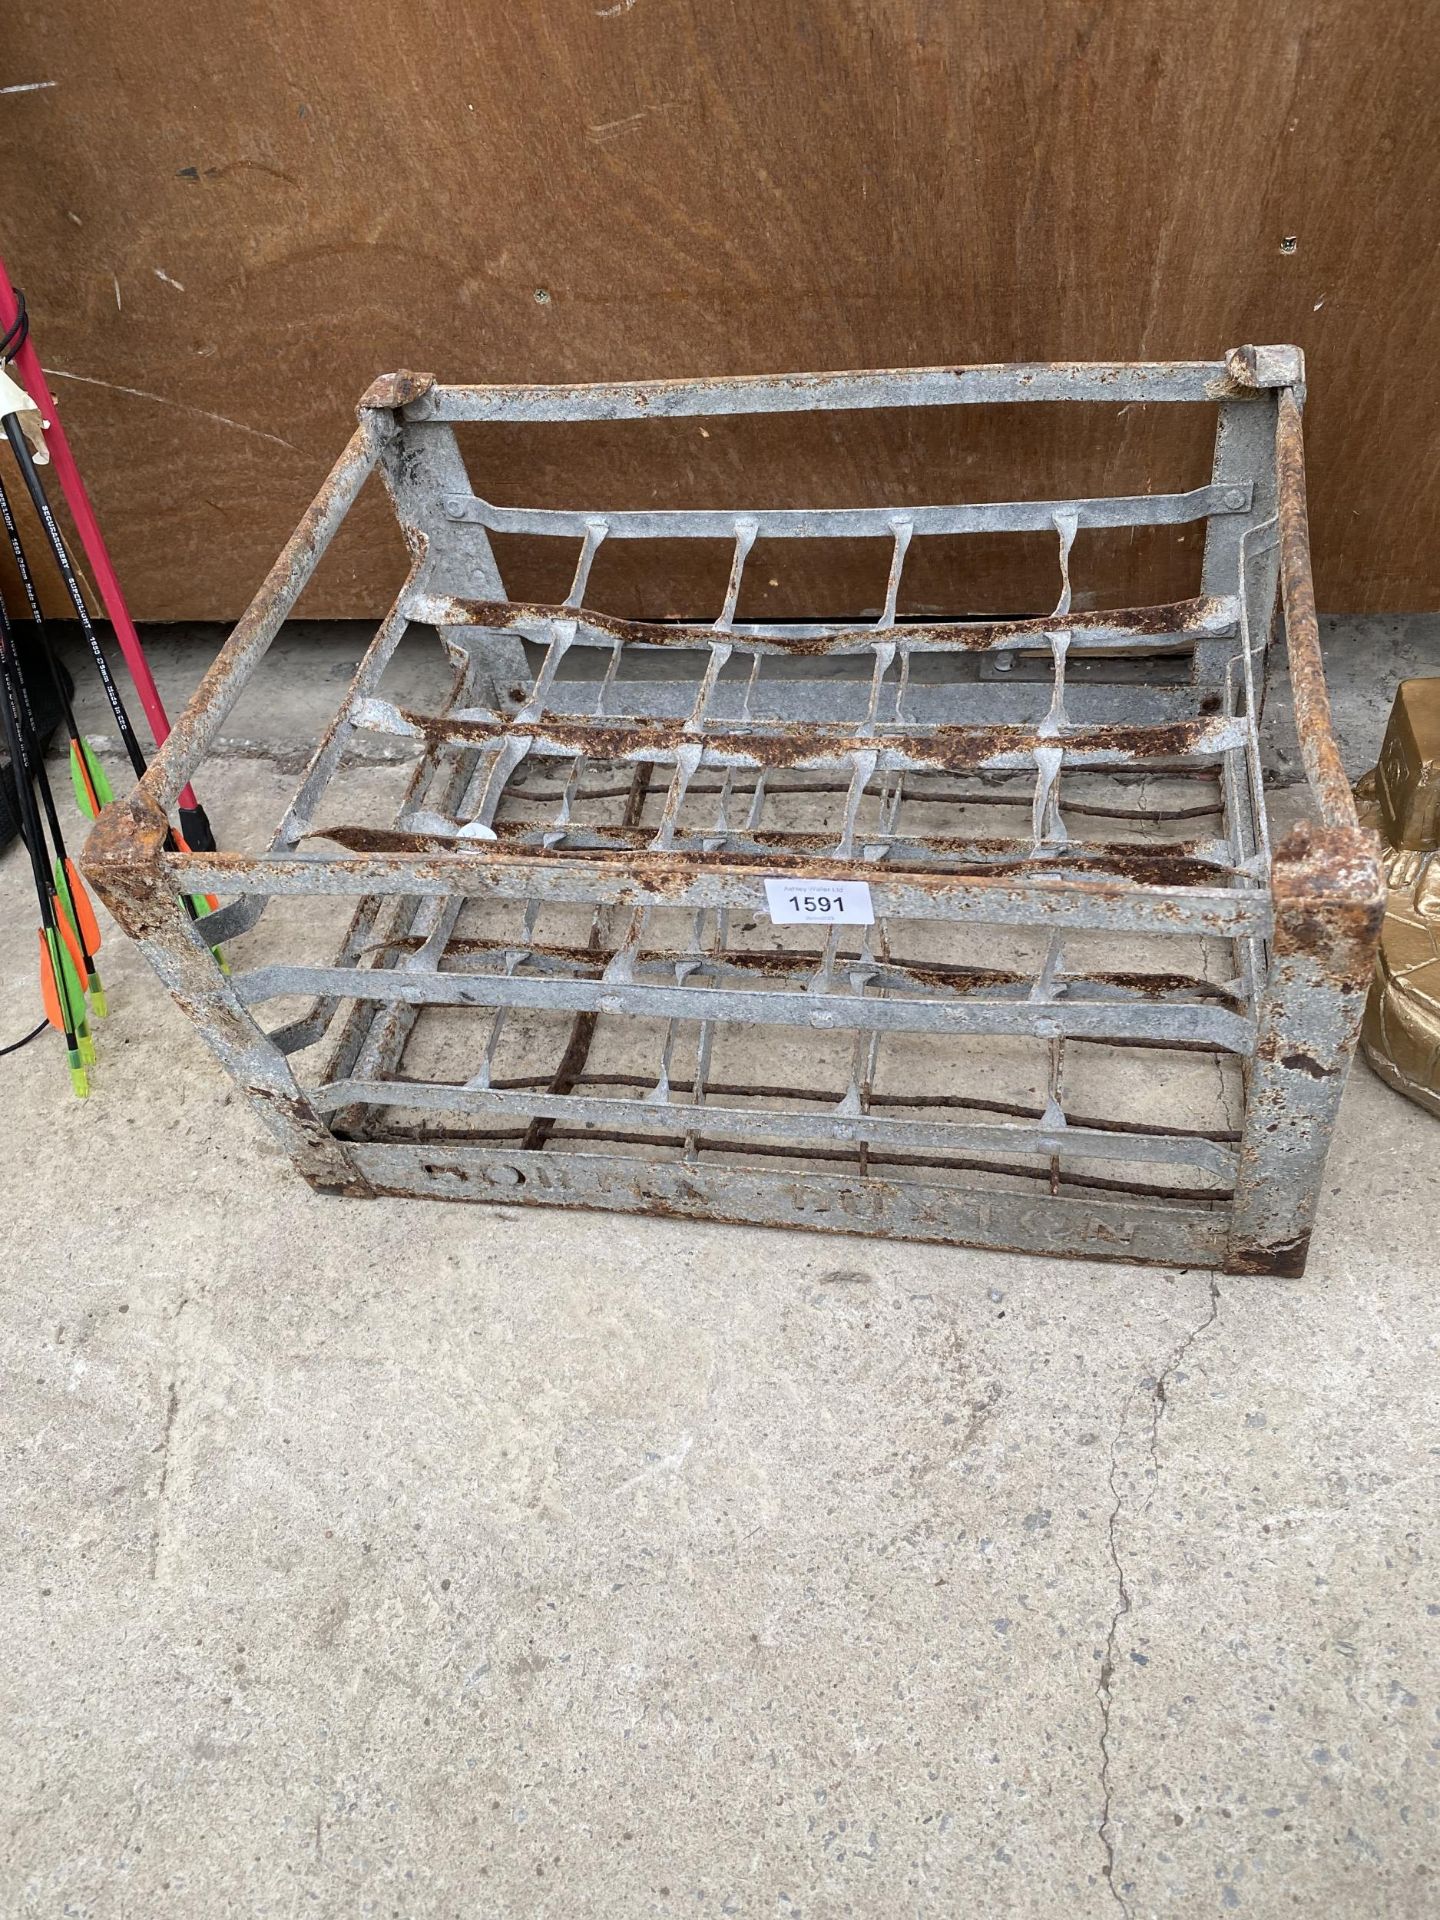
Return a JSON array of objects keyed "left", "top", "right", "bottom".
[{"left": 3, "top": 620, "right": 1439, "bottom": 1918}]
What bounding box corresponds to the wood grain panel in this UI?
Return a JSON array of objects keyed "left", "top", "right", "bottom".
[{"left": 1, "top": 0, "right": 1437, "bottom": 619}]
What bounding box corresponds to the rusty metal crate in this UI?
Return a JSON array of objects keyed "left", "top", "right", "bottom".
[{"left": 87, "top": 350, "right": 1382, "bottom": 1274}]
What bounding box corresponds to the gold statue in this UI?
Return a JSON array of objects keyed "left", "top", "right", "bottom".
[{"left": 1356, "top": 679, "right": 1440, "bottom": 1118}]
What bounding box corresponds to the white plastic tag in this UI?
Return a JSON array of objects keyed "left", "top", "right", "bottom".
[
  {"left": 763, "top": 878, "right": 874, "bottom": 925},
  {"left": 0, "top": 365, "right": 48, "bottom": 464}
]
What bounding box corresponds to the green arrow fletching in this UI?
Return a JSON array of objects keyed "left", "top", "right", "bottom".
[
  {"left": 49, "top": 927, "right": 87, "bottom": 1031},
  {"left": 69, "top": 739, "right": 113, "bottom": 819}
]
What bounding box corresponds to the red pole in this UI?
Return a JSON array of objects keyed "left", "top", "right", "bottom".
[{"left": 0, "top": 255, "right": 211, "bottom": 838}]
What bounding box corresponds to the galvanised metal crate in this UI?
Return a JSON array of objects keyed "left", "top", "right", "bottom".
[{"left": 87, "top": 350, "right": 1382, "bottom": 1274}]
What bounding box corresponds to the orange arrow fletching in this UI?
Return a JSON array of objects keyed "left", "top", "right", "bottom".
[
  {"left": 52, "top": 893, "right": 85, "bottom": 980},
  {"left": 39, "top": 925, "right": 87, "bottom": 1033},
  {"left": 57, "top": 857, "right": 102, "bottom": 954},
  {"left": 38, "top": 928, "right": 64, "bottom": 1031}
]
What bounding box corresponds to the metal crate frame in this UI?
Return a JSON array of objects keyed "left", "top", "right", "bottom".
[{"left": 86, "top": 348, "right": 1382, "bottom": 1275}]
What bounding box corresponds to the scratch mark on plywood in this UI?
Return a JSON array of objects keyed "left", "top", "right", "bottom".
[
  {"left": 0, "top": 80, "right": 57, "bottom": 95},
  {"left": 42, "top": 367, "right": 300, "bottom": 453},
  {"left": 154, "top": 268, "right": 186, "bottom": 293},
  {"left": 183, "top": 159, "right": 303, "bottom": 193},
  {"left": 112, "top": 276, "right": 122, "bottom": 313},
  {"left": 588, "top": 104, "right": 670, "bottom": 143},
  {"left": 595, "top": 0, "right": 638, "bottom": 14}
]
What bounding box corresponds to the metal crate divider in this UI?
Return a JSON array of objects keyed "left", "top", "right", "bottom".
[{"left": 86, "top": 350, "right": 1383, "bottom": 1274}]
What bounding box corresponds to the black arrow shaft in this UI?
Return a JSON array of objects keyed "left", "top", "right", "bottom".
[
  {"left": 0, "top": 596, "right": 93, "bottom": 973},
  {"left": 0, "top": 468, "right": 89, "bottom": 749},
  {"left": 0, "top": 611, "right": 73, "bottom": 1050},
  {"left": 2, "top": 413, "right": 148, "bottom": 781}
]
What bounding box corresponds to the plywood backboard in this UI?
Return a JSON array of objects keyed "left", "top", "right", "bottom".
[{"left": 2, "top": 0, "right": 1438, "bottom": 620}]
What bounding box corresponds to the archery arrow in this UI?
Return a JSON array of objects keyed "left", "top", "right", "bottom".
[
  {"left": 0, "top": 408, "right": 222, "bottom": 942},
  {"left": 0, "top": 266, "right": 216, "bottom": 852},
  {"left": 1, "top": 408, "right": 151, "bottom": 784},
  {"left": 0, "top": 468, "right": 113, "bottom": 822}
]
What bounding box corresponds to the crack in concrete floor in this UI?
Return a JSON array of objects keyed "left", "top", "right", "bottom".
[{"left": 1098, "top": 1277, "right": 1223, "bottom": 1916}]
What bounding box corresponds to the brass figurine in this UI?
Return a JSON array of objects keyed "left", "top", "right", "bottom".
[{"left": 1357, "top": 679, "right": 1440, "bottom": 1118}]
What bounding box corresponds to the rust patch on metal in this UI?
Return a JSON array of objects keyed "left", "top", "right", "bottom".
[
  {"left": 427, "top": 593, "right": 1231, "bottom": 656},
  {"left": 249, "top": 1088, "right": 376, "bottom": 1196},
  {"left": 161, "top": 846, "right": 1255, "bottom": 925},
  {"left": 309, "top": 820, "right": 1227, "bottom": 891},
  {"left": 1225, "top": 1234, "right": 1310, "bottom": 1277},
  {"left": 1279, "top": 1051, "right": 1333, "bottom": 1078},
  {"left": 392, "top": 707, "right": 1232, "bottom": 775},
  {"left": 1276, "top": 392, "right": 1357, "bottom": 829},
  {"left": 1269, "top": 821, "right": 1385, "bottom": 971},
  {"left": 83, "top": 791, "right": 168, "bottom": 873},
  {"left": 358, "top": 370, "right": 437, "bottom": 412},
  {"left": 81, "top": 792, "right": 178, "bottom": 936},
  {"left": 1220, "top": 344, "right": 1305, "bottom": 393}
]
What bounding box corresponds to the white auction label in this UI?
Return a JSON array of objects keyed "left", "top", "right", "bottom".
[{"left": 763, "top": 878, "right": 874, "bottom": 926}]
